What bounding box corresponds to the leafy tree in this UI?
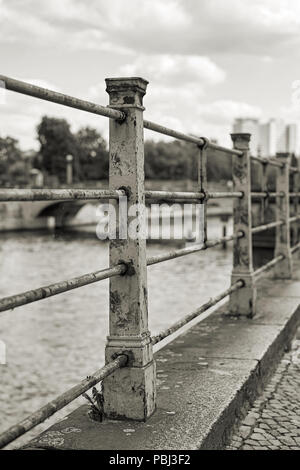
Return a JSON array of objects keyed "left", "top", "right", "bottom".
[
  {"left": 34, "top": 115, "right": 242, "bottom": 184},
  {"left": 8, "top": 160, "right": 30, "bottom": 185},
  {"left": 75, "top": 127, "right": 108, "bottom": 180},
  {"left": 36, "top": 116, "right": 80, "bottom": 183},
  {"left": 144, "top": 139, "right": 233, "bottom": 182},
  {"left": 206, "top": 147, "right": 232, "bottom": 182},
  {"left": 144, "top": 140, "right": 195, "bottom": 180},
  {"left": 0, "top": 136, "right": 27, "bottom": 185}
]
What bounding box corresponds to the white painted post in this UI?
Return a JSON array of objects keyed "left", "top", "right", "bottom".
[
  {"left": 102, "top": 77, "right": 156, "bottom": 421},
  {"left": 229, "top": 133, "right": 256, "bottom": 317},
  {"left": 274, "top": 152, "right": 293, "bottom": 278}
]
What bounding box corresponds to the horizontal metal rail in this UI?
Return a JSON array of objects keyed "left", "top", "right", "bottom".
[
  {"left": 207, "top": 141, "right": 243, "bottom": 157},
  {"left": 289, "top": 167, "right": 299, "bottom": 173},
  {"left": 1, "top": 76, "right": 242, "bottom": 159},
  {"left": 0, "top": 264, "right": 126, "bottom": 314},
  {"left": 144, "top": 190, "right": 205, "bottom": 201},
  {"left": 1, "top": 188, "right": 294, "bottom": 204},
  {"left": 253, "top": 255, "right": 285, "bottom": 279},
  {"left": 291, "top": 241, "right": 300, "bottom": 254},
  {"left": 252, "top": 220, "right": 284, "bottom": 234},
  {"left": 0, "top": 232, "right": 244, "bottom": 314},
  {"left": 0, "top": 230, "right": 244, "bottom": 314},
  {"left": 0, "top": 75, "right": 125, "bottom": 121},
  {"left": 289, "top": 215, "right": 300, "bottom": 224},
  {"left": 0, "top": 189, "right": 244, "bottom": 203},
  {"left": 0, "top": 188, "right": 125, "bottom": 202},
  {"left": 207, "top": 191, "right": 243, "bottom": 199},
  {"left": 143, "top": 121, "right": 242, "bottom": 156},
  {"left": 145, "top": 190, "right": 243, "bottom": 202},
  {"left": 147, "top": 232, "right": 244, "bottom": 266},
  {"left": 251, "top": 192, "right": 283, "bottom": 198},
  {"left": 0, "top": 355, "right": 127, "bottom": 449},
  {"left": 143, "top": 119, "right": 205, "bottom": 146},
  {"left": 250, "top": 155, "right": 284, "bottom": 168},
  {"left": 151, "top": 280, "right": 244, "bottom": 345}
]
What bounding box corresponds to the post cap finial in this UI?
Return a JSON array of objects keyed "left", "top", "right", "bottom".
[
  {"left": 230, "top": 133, "right": 251, "bottom": 142},
  {"left": 105, "top": 77, "right": 148, "bottom": 93},
  {"left": 230, "top": 133, "right": 251, "bottom": 150},
  {"left": 276, "top": 152, "right": 290, "bottom": 159},
  {"left": 105, "top": 77, "right": 148, "bottom": 109}
]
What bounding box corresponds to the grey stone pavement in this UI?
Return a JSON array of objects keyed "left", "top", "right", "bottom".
[{"left": 227, "top": 329, "right": 300, "bottom": 450}]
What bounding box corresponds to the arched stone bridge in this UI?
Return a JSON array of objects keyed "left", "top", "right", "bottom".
[
  {"left": 0, "top": 200, "right": 99, "bottom": 231},
  {"left": 25, "top": 200, "right": 89, "bottom": 227}
]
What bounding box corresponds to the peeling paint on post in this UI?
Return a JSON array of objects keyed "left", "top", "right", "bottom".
[
  {"left": 274, "top": 153, "right": 293, "bottom": 278},
  {"left": 229, "top": 133, "right": 256, "bottom": 318},
  {"left": 103, "top": 77, "right": 156, "bottom": 421}
]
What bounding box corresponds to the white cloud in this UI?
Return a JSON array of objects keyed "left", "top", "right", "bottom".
[
  {"left": 1, "top": 0, "right": 297, "bottom": 151},
  {"left": 0, "top": 0, "right": 189, "bottom": 53},
  {"left": 33, "top": 0, "right": 188, "bottom": 30},
  {"left": 143, "top": 98, "right": 262, "bottom": 148},
  {"left": 0, "top": 2, "right": 56, "bottom": 43},
  {"left": 95, "top": 0, "right": 189, "bottom": 30},
  {"left": 87, "top": 54, "right": 226, "bottom": 131},
  {"left": 120, "top": 55, "right": 225, "bottom": 87},
  {"left": 1, "top": 0, "right": 300, "bottom": 58},
  {"left": 0, "top": 70, "right": 262, "bottom": 151},
  {"left": 67, "top": 29, "right": 133, "bottom": 54},
  {"left": 197, "top": 100, "right": 262, "bottom": 125}
]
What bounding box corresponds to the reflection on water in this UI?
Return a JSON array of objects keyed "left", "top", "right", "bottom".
[{"left": 0, "top": 217, "right": 233, "bottom": 448}]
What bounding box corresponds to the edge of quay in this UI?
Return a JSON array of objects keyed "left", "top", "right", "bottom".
[{"left": 22, "top": 261, "right": 300, "bottom": 450}]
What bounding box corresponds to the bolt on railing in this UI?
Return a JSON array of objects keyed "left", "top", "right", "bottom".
[{"left": 0, "top": 74, "right": 299, "bottom": 447}]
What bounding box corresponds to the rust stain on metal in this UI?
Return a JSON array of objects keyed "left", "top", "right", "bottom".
[
  {"left": 104, "top": 77, "right": 156, "bottom": 421},
  {"left": 229, "top": 133, "right": 256, "bottom": 317}
]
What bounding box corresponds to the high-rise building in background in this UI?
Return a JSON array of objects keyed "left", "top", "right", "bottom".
[
  {"left": 233, "top": 118, "right": 299, "bottom": 157},
  {"left": 259, "top": 119, "right": 276, "bottom": 157},
  {"left": 275, "top": 119, "right": 287, "bottom": 153},
  {"left": 286, "top": 123, "right": 299, "bottom": 155}
]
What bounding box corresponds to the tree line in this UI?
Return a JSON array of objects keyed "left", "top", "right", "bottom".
[{"left": 0, "top": 115, "right": 267, "bottom": 187}]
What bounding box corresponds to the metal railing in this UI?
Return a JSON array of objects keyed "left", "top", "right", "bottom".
[{"left": 0, "top": 75, "right": 299, "bottom": 448}]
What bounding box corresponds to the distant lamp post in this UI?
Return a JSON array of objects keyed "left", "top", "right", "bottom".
[{"left": 66, "top": 154, "right": 73, "bottom": 185}]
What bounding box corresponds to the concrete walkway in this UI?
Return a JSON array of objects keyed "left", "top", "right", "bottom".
[
  {"left": 227, "top": 328, "right": 300, "bottom": 450},
  {"left": 23, "top": 260, "right": 300, "bottom": 450}
]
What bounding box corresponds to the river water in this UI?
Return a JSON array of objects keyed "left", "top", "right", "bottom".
[{"left": 0, "top": 218, "right": 234, "bottom": 448}]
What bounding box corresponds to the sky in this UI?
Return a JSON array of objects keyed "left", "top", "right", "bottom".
[{"left": 0, "top": 0, "right": 300, "bottom": 150}]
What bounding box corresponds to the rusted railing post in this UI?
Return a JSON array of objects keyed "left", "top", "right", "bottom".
[
  {"left": 229, "top": 133, "right": 256, "bottom": 317},
  {"left": 274, "top": 152, "right": 293, "bottom": 278},
  {"left": 259, "top": 160, "right": 268, "bottom": 225},
  {"left": 291, "top": 160, "right": 300, "bottom": 252},
  {"left": 102, "top": 77, "right": 156, "bottom": 421},
  {"left": 198, "top": 139, "right": 208, "bottom": 245}
]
